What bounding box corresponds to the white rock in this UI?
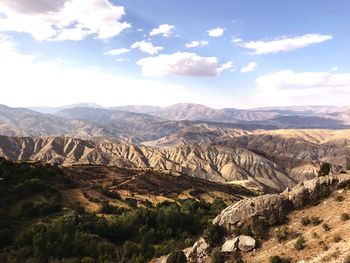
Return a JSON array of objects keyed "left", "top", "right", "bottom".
[
  {"left": 221, "top": 236, "right": 239, "bottom": 252},
  {"left": 188, "top": 237, "right": 209, "bottom": 262},
  {"left": 238, "top": 235, "right": 256, "bottom": 252}
]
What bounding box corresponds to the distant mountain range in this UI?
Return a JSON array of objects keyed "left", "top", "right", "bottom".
[
  {"left": 29, "top": 102, "right": 350, "bottom": 128},
  {"left": 0, "top": 103, "right": 347, "bottom": 144}
]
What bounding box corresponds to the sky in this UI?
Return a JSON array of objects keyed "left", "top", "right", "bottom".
[{"left": 0, "top": 0, "right": 349, "bottom": 109}]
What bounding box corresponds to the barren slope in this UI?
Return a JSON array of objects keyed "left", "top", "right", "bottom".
[{"left": 0, "top": 135, "right": 297, "bottom": 192}]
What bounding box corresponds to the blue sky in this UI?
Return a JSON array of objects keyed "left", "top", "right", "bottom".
[{"left": 0, "top": 0, "right": 349, "bottom": 108}]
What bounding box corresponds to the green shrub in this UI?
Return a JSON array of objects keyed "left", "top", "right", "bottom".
[
  {"left": 318, "top": 163, "right": 331, "bottom": 176},
  {"left": 341, "top": 213, "right": 350, "bottom": 221},
  {"left": 301, "top": 216, "right": 322, "bottom": 226},
  {"left": 334, "top": 235, "right": 342, "bottom": 242},
  {"left": 99, "top": 188, "right": 120, "bottom": 199},
  {"left": 322, "top": 223, "right": 332, "bottom": 232},
  {"left": 124, "top": 197, "right": 138, "bottom": 208},
  {"left": 318, "top": 240, "right": 329, "bottom": 251},
  {"left": 249, "top": 217, "right": 269, "bottom": 240},
  {"left": 203, "top": 224, "right": 225, "bottom": 246},
  {"left": 270, "top": 255, "right": 291, "bottom": 263},
  {"left": 276, "top": 226, "right": 289, "bottom": 242},
  {"left": 312, "top": 232, "right": 320, "bottom": 239},
  {"left": 294, "top": 236, "right": 305, "bottom": 251},
  {"left": 335, "top": 195, "right": 345, "bottom": 202},
  {"left": 211, "top": 248, "right": 226, "bottom": 263},
  {"left": 301, "top": 217, "right": 311, "bottom": 226},
  {"left": 166, "top": 250, "right": 187, "bottom": 263},
  {"left": 311, "top": 216, "right": 323, "bottom": 226},
  {"left": 100, "top": 201, "right": 125, "bottom": 215}
]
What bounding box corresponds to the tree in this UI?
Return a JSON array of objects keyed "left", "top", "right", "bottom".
[
  {"left": 166, "top": 250, "right": 187, "bottom": 263},
  {"left": 203, "top": 224, "right": 225, "bottom": 246},
  {"left": 211, "top": 248, "right": 225, "bottom": 263},
  {"left": 318, "top": 163, "right": 331, "bottom": 176}
]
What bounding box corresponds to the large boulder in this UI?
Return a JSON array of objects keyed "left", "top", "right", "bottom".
[
  {"left": 221, "top": 235, "right": 256, "bottom": 253},
  {"left": 237, "top": 235, "right": 256, "bottom": 252},
  {"left": 213, "top": 194, "right": 287, "bottom": 233},
  {"left": 221, "top": 236, "right": 239, "bottom": 252}
]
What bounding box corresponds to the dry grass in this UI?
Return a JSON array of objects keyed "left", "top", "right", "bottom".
[{"left": 61, "top": 188, "right": 101, "bottom": 213}]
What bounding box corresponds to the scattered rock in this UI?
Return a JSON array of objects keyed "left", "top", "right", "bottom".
[
  {"left": 188, "top": 237, "right": 209, "bottom": 263},
  {"left": 221, "top": 236, "right": 239, "bottom": 252},
  {"left": 221, "top": 235, "right": 256, "bottom": 252},
  {"left": 237, "top": 235, "right": 256, "bottom": 252}
]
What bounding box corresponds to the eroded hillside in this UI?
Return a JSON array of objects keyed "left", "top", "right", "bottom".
[
  {"left": 1, "top": 128, "right": 349, "bottom": 192},
  {"left": 0, "top": 135, "right": 302, "bottom": 192}
]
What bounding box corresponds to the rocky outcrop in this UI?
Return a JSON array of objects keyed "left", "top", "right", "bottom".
[
  {"left": 214, "top": 173, "right": 350, "bottom": 233},
  {"left": 213, "top": 194, "right": 290, "bottom": 233},
  {"left": 190, "top": 172, "right": 350, "bottom": 261}
]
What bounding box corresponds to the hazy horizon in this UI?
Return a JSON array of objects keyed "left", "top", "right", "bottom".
[{"left": 1, "top": 102, "right": 345, "bottom": 111}]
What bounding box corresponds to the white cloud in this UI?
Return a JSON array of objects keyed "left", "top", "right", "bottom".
[
  {"left": 207, "top": 27, "right": 224, "bottom": 37},
  {"left": 231, "top": 37, "right": 243, "bottom": 43},
  {"left": 136, "top": 52, "right": 232, "bottom": 77},
  {"left": 149, "top": 24, "right": 175, "bottom": 37},
  {"left": 0, "top": 34, "right": 192, "bottom": 107},
  {"left": 219, "top": 61, "right": 234, "bottom": 72},
  {"left": 253, "top": 70, "right": 350, "bottom": 106},
  {"left": 0, "top": 0, "right": 131, "bottom": 41},
  {"left": 240, "top": 62, "right": 258, "bottom": 73},
  {"left": 105, "top": 48, "right": 130, "bottom": 56},
  {"left": 330, "top": 66, "right": 339, "bottom": 72},
  {"left": 185, "top": 40, "right": 209, "bottom": 48},
  {"left": 131, "top": 41, "right": 163, "bottom": 55},
  {"left": 242, "top": 34, "right": 332, "bottom": 54}
]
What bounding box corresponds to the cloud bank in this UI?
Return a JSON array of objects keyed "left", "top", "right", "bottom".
[
  {"left": 0, "top": 34, "right": 193, "bottom": 107},
  {"left": 136, "top": 52, "right": 233, "bottom": 77},
  {"left": 242, "top": 34, "right": 332, "bottom": 54},
  {"left": 0, "top": 0, "right": 131, "bottom": 41},
  {"left": 149, "top": 24, "right": 175, "bottom": 37},
  {"left": 254, "top": 70, "right": 350, "bottom": 106},
  {"left": 131, "top": 41, "right": 164, "bottom": 55},
  {"left": 185, "top": 40, "right": 209, "bottom": 48}
]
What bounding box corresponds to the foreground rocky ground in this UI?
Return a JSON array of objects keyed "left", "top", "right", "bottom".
[{"left": 178, "top": 171, "right": 350, "bottom": 263}]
